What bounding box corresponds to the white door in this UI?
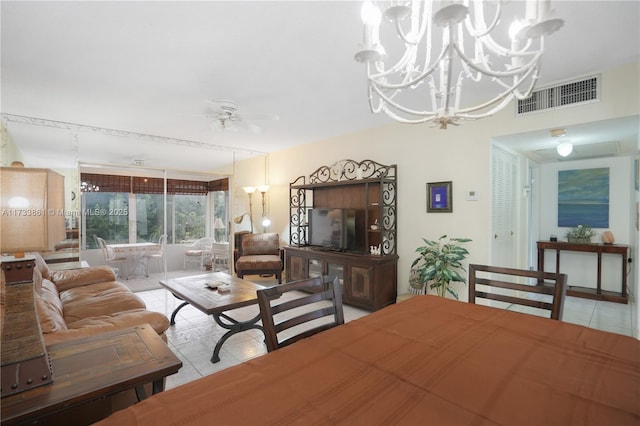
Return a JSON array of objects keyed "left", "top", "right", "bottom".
[{"left": 491, "top": 145, "right": 518, "bottom": 267}]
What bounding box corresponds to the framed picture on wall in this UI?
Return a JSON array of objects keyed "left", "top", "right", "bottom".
[{"left": 427, "top": 181, "right": 452, "bottom": 213}]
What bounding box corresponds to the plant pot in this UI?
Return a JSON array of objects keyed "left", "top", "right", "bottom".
[
  {"left": 408, "top": 286, "right": 426, "bottom": 295},
  {"left": 568, "top": 237, "right": 591, "bottom": 244}
]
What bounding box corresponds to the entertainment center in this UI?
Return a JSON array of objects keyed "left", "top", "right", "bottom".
[{"left": 286, "top": 159, "right": 398, "bottom": 311}]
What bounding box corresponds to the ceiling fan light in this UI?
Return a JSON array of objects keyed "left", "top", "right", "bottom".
[{"left": 557, "top": 142, "right": 573, "bottom": 157}]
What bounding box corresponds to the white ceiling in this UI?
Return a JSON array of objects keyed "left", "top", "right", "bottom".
[{"left": 2, "top": 1, "right": 639, "bottom": 172}]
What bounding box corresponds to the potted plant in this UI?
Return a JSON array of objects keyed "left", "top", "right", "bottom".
[
  {"left": 566, "top": 224, "right": 596, "bottom": 243},
  {"left": 410, "top": 235, "right": 471, "bottom": 299}
]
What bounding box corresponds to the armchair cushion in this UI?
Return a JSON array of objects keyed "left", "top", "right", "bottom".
[
  {"left": 241, "top": 233, "right": 280, "bottom": 256},
  {"left": 236, "top": 254, "right": 282, "bottom": 271}
]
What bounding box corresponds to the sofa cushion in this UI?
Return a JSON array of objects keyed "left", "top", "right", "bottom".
[
  {"left": 52, "top": 266, "right": 117, "bottom": 291},
  {"left": 236, "top": 255, "right": 282, "bottom": 270},
  {"left": 44, "top": 309, "right": 170, "bottom": 346},
  {"left": 67, "top": 309, "right": 170, "bottom": 334},
  {"left": 60, "top": 281, "right": 146, "bottom": 324},
  {"left": 241, "top": 233, "right": 280, "bottom": 256}
]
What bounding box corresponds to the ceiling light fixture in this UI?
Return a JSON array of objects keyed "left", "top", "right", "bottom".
[
  {"left": 355, "top": 0, "right": 564, "bottom": 129},
  {"left": 557, "top": 142, "right": 573, "bottom": 157},
  {"left": 550, "top": 128, "right": 567, "bottom": 138}
]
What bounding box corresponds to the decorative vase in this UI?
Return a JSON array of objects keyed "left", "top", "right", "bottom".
[{"left": 568, "top": 237, "right": 591, "bottom": 244}]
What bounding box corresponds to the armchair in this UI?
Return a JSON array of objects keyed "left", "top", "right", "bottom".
[{"left": 235, "top": 233, "right": 283, "bottom": 283}]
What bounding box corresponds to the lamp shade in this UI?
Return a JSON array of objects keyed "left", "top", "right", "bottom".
[
  {"left": 214, "top": 217, "right": 226, "bottom": 229},
  {"left": 1, "top": 167, "right": 66, "bottom": 253}
]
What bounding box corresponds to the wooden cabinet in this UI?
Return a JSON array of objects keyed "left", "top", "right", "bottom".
[
  {"left": 287, "top": 160, "right": 398, "bottom": 311},
  {"left": 285, "top": 246, "right": 398, "bottom": 311}
]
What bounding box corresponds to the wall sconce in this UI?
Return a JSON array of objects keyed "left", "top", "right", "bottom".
[{"left": 1, "top": 167, "right": 66, "bottom": 396}]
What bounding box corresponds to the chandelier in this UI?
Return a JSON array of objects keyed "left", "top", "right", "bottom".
[{"left": 355, "top": 0, "right": 564, "bottom": 128}]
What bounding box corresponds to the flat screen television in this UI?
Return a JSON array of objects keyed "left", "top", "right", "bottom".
[{"left": 308, "top": 208, "right": 356, "bottom": 251}]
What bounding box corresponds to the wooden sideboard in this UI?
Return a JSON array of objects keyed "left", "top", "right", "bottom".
[
  {"left": 285, "top": 246, "right": 397, "bottom": 311},
  {"left": 536, "top": 240, "right": 630, "bottom": 304}
]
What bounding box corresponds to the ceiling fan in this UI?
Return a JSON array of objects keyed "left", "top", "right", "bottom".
[{"left": 204, "top": 99, "right": 279, "bottom": 134}]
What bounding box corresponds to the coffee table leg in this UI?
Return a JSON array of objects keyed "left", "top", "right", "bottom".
[
  {"left": 210, "top": 312, "right": 263, "bottom": 363},
  {"left": 170, "top": 301, "right": 189, "bottom": 325}
]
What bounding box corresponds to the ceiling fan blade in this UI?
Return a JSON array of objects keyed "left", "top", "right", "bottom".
[
  {"left": 243, "top": 113, "right": 280, "bottom": 121},
  {"left": 234, "top": 120, "right": 262, "bottom": 134}
]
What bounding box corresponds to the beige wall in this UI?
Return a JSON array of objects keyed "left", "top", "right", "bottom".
[{"left": 250, "top": 63, "right": 639, "bottom": 301}]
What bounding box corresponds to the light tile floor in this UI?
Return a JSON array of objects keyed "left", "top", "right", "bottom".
[
  {"left": 130, "top": 272, "right": 636, "bottom": 391},
  {"left": 130, "top": 271, "right": 370, "bottom": 390}
]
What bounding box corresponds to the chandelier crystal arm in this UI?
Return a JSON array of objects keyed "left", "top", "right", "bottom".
[
  {"left": 369, "top": 47, "right": 450, "bottom": 90},
  {"left": 456, "top": 70, "right": 538, "bottom": 116},
  {"left": 452, "top": 43, "right": 544, "bottom": 79}
]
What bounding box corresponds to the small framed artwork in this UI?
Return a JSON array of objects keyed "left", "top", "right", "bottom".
[{"left": 427, "top": 181, "right": 452, "bottom": 213}]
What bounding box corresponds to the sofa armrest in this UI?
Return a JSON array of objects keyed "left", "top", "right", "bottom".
[{"left": 51, "top": 266, "right": 118, "bottom": 291}]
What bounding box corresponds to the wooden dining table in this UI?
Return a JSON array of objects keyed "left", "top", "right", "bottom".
[{"left": 95, "top": 295, "right": 640, "bottom": 425}]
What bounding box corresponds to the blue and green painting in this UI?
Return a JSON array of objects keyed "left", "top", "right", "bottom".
[{"left": 558, "top": 168, "right": 609, "bottom": 228}]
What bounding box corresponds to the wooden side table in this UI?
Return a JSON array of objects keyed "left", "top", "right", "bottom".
[
  {"left": 536, "top": 240, "right": 629, "bottom": 303},
  {"left": 41, "top": 252, "right": 80, "bottom": 264},
  {"left": 1, "top": 324, "right": 182, "bottom": 425}
]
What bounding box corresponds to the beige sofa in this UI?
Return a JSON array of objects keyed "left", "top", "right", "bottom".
[{"left": 31, "top": 252, "right": 169, "bottom": 346}]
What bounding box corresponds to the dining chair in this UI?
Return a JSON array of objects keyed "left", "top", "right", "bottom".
[
  {"left": 146, "top": 234, "right": 167, "bottom": 276},
  {"left": 211, "top": 242, "right": 230, "bottom": 272},
  {"left": 468, "top": 264, "right": 567, "bottom": 320},
  {"left": 257, "top": 275, "right": 344, "bottom": 352},
  {"left": 183, "top": 237, "right": 212, "bottom": 270},
  {"left": 95, "top": 236, "right": 128, "bottom": 278}
]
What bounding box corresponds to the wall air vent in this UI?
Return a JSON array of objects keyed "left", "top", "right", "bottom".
[{"left": 516, "top": 75, "right": 600, "bottom": 116}]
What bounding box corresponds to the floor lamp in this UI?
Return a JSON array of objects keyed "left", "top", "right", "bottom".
[{"left": 1, "top": 167, "right": 65, "bottom": 396}]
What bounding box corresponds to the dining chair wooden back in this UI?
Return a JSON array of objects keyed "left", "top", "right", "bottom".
[
  {"left": 468, "top": 264, "right": 567, "bottom": 320},
  {"left": 257, "top": 275, "right": 345, "bottom": 352}
]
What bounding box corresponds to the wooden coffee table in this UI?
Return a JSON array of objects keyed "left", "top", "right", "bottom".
[
  {"left": 1, "top": 324, "right": 182, "bottom": 425},
  {"left": 159, "top": 272, "right": 267, "bottom": 363}
]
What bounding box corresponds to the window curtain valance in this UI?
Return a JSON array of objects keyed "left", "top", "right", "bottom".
[{"left": 81, "top": 173, "right": 228, "bottom": 195}]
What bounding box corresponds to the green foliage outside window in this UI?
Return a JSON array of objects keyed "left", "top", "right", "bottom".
[
  {"left": 174, "top": 194, "right": 206, "bottom": 243},
  {"left": 85, "top": 188, "right": 224, "bottom": 248},
  {"left": 84, "top": 192, "right": 129, "bottom": 248}
]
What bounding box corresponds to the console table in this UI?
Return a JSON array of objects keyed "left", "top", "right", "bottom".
[
  {"left": 536, "top": 241, "right": 629, "bottom": 304},
  {"left": 1, "top": 324, "right": 182, "bottom": 425}
]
